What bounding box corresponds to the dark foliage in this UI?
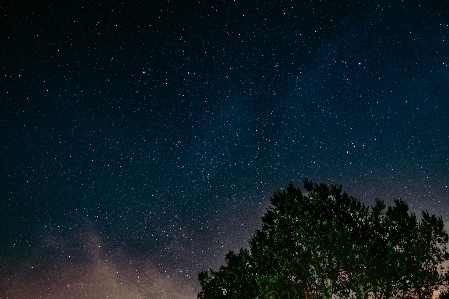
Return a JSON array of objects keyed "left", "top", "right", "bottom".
[{"left": 198, "top": 180, "right": 449, "bottom": 298}]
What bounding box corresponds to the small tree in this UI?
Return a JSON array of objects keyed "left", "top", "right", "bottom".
[
  {"left": 198, "top": 249, "right": 259, "bottom": 299},
  {"left": 198, "top": 180, "right": 449, "bottom": 299}
]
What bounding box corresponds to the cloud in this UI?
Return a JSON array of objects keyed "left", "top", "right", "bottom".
[{"left": 0, "top": 227, "right": 196, "bottom": 299}]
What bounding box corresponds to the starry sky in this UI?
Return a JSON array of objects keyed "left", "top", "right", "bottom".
[{"left": 1, "top": 0, "right": 449, "bottom": 298}]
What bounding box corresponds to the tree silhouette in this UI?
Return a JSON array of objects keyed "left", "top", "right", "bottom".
[
  {"left": 198, "top": 180, "right": 449, "bottom": 299},
  {"left": 198, "top": 249, "right": 258, "bottom": 299}
]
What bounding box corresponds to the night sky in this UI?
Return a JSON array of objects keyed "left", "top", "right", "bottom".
[{"left": 1, "top": 1, "right": 449, "bottom": 298}]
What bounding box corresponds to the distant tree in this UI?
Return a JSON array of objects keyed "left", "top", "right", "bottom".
[
  {"left": 198, "top": 180, "right": 449, "bottom": 299},
  {"left": 198, "top": 249, "right": 259, "bottom": 299}
]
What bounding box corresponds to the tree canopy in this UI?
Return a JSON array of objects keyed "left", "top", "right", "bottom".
[{"left": 198, "top": 180, "right": 449, "bottom": 299}]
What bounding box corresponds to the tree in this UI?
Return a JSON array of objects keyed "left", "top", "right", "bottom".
[
  {"left": 198, "top": 249, "right": 259, "bottom": 299},
  {"left": 198, "top": 180, "right": 449, "bottom": 299}
]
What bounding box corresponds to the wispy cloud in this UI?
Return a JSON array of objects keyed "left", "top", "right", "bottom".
[{"left": 0, "top": 227, "right": 196, "bottom": 299}]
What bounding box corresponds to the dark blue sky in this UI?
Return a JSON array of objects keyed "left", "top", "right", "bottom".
[{"left": 1, "top": 1, "right": 448, "bottom": 297}]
